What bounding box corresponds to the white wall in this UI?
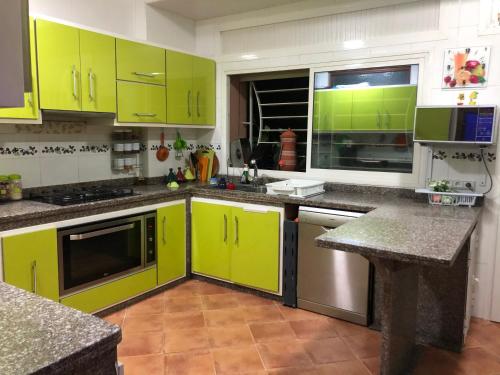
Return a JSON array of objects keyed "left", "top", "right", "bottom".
[
  {"left": 196, "top": 0, "right": 500, "bottom": 321},
  {"left": 29, "top": 0, "right": 197, "bottom": 53}
]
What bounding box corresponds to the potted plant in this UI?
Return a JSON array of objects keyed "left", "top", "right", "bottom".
[
  {"left": 428, "top": 180, "right": 451, "bottom": 204},
  {"left": 173, "top": 131, "right": 187, "bottom": 159}
]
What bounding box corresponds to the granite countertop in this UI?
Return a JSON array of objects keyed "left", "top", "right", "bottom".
[
  {"left": 0, "top": 282, "right": 120, "bottom": 375},
  {"left": 0, "top": 182, "right": 481, "bottom": 267}
]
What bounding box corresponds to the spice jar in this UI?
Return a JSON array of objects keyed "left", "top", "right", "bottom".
[
  {"left": 8, "top": 174, "right": 22, "bottom": 200},
  {"left": 0, "top": 175, "right": 9, "bottom": 202}
]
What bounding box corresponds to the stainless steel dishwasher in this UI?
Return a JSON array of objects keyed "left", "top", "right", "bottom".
[{"left": 297, "top": 206, "right": 372, "bottom": 325}]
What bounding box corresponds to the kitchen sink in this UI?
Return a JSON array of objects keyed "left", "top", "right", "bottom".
[{"left": 233, "top": 184, "right": 267, "bottom": 193}]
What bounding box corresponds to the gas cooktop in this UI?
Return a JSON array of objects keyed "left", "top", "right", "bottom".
[{"left": 29, "top": 186, "right": 135, "bottom": 206}]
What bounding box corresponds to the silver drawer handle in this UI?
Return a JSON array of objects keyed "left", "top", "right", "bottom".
[
  {"left": 134, "top": 112, "right": 157, "bottom": 117},
  {"left": 162, "top": 216, "right": 167, "bottom": 245},
  {"left": 69, "top": 223, "right": 135, "bottom": 241},
  {"left": 31, "top": 260, "right": 37, "bottom": 294},
  {"left": 234, "top": 216, "right": 239, "bottom": 245},
  {"left": 72, "top": 65, "right": 78, "bottom": 99},
  {"left": 223, "top": 214, "right": 227, "bottom": 243},
  {"left": 133, "top": 71, "right": 161, "bottom": 78},
  {"left": 88, "top": 69, "right": 95, "bottom": 101}
]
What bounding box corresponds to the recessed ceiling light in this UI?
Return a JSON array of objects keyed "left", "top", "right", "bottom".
[
  {"left": 241, "top": 54, "right": 258, "bottom": 60},
  {"left": 343, "top": 40, "right": 364, "bottom": 49}
]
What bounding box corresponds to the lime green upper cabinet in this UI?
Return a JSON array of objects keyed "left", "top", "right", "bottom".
[
  {"left": 80, "top": 30, "right": 116, "bottom": 113},
  {"left": 157, "top": 203, "right": 186, "bottom": 286},
  {"left": 117, "top": 81, "right": 166, "bottom": 123},
  {"left": 166, "top": 50, "right": 193, "bottom": 124},
  {"left": 191, "top": 201, "right": 231, "bottom": 280},
  {"left": 231, "top": 208, "right": 280, "bottom": 293},
  {"left": 313, "top": 90, "right": 352, "bottom": 132},
  {"left": 382, "top": 86, "right": 417, "bottom": 131},
  {"left": 116, "top": 39, "right": 166, "bottom": 85},
  {"left": 351, "top": 88, "right": 384, "bottom": 131},
  {"left": 193, "top": 56, "right": 216, "bottom": 126},
  {"left": 36, "top": 19, "right": 81, "bottom": 111},
  {"left": 0, "top": 18, "right": 39, "bottom": 120},
  {"left": 2, "top": 229, "right": 59, "bottom": 301}
]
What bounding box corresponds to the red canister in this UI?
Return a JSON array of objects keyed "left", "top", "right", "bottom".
[{"left": 279, "top": 128, "right": 296, "bottom": 171}]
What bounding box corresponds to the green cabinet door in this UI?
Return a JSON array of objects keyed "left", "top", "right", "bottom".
[
  {"left": 36, "top": 19, "right": 81, "bottom": 111},
  {"left": 382, "top": 86, "right": 417, "bottom": 131},
  {"left": 191, "top": 201, "right": 231, "bottom": 280},
  {"left": 0, "top": 18, "right": 39, "bottom": 119},
  {"left": 313, "top": 91, "right": 332, "bottom": 132},
  {"left": 116, "top": 39, "right": 166, "bottom": 85},
  {"left": 80, "top": 30, "right": 116, "bottom": 113},
  {"left": 192, "top": 56, "right": 216, "bottom": 126},
  {"left": 157, "top": 203, "right": 186, "bottom": 285},
  {"left": 166, "top": 50, "right": 194, "bottom": 124},
  {"left": 2, "top": 229, "right": 59, "bottom": 301},
  {"left": 231, "top": 208, "right": 280, "bottom": 292},
  {"left": 332, "top": 90, "right": 352, "bottom": 131},
  {"left": 117, "top": 81, "right": 166, "bottom": 123},
  {"left": 351, "top": 88, "right": 384, "bottom": 131}
]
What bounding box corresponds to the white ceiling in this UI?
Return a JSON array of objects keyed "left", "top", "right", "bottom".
[{"left": 148, "top": 0, "right": 305, "bottom": 20}]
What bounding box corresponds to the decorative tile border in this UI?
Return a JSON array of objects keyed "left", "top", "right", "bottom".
[
  {"left": 0, "top": 146, "right": 37, "bottom": 156},
  {"left": 41, "top": 145, "right": 77, "bottom": 155},
  {"left": 79, "top": 145, "right": 110, "bottom": 153},
  {"left": 433, "top": 149, "right": 496, "bottom": 162}
]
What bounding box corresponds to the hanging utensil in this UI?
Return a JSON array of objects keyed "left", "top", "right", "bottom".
[{"left": 156, "top": 131, "right": 169, "bottom": 162}]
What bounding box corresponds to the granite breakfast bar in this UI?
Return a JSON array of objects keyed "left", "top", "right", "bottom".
[{"left": 316, "top": 203, "right": 480, "bottom": 375}]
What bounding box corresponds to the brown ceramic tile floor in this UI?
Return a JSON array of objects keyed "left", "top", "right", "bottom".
[{"left": 103, "top": 279, "right": 500, "bottom": 375}]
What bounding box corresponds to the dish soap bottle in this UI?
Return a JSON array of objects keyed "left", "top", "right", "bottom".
[{"left": 241, "top": 164, "right": 250, "bottom": 184}]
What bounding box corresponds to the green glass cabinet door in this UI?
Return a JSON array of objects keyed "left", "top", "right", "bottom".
[
  {"left": 312, "top": 91, "right": 333, "bottom": 132},
  {"left": 231, "top": 208, "right": 280, "bottom": 292},
  {"left": 382, "top": 86, "right": 417, "bottom": 131},
  {"left": 191, "top": 201, "right": 231, "bottom": 280},
  {"left": 2, "top": 229, "right": 59, "bottom": 301},
  {"left": 80, "top": 30, "right": 116, "bottom": 113},
  {"left": 116, "top": 39, "right": 166, "bottom": 85},
  {"left": 157, "top": 203, "right": 186, "bottom": 285},
  {"left": 192, "top": 56, "right": 216, "bottom": 126},
  {"left": 0, "top": 18, "right": 39, "bottom": 119},
  {"left": 116, "top": 81, "right": 166, "bottom": 123},
  {"left": 36, "top": 19, "right": 81, "bottom": 111},
  {"left": 166, "top": 50, "right": 194, "bottom": 124},
  {"left": 351, "top": 88, "right": 384, "bottom": 131}
]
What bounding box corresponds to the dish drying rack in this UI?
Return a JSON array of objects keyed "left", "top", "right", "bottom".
[{"left": 415, "top": 188, "right": 483, "bottom": 207}]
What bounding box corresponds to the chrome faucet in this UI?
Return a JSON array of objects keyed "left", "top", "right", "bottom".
[{"left": 250, "top": 159, "right": 259, "bottom": 185}]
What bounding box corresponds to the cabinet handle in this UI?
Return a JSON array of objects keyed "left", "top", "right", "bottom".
[
  {"left": 134, "top": 112, "right": 157, "bottom": 117},
  {"left": 376, "top": 110, "right": 381, "bottom": 128},
  {"left": 72, "top": 66, "right": 78, "bottom": 99},
  {"left": 223, "top": 214, "right": 227, "bottom": 243},
  {"left": 197, "top": 91, "right": 200, "bottom": 117},
  {"left": 187, "top": 91, "right": 192, "bottom": 117},
  {"left": 31, "top": 260, "right": 37, "bottom": 294},
  {"left": 27, "top": 92, "right": 33, "bottom": 108},
  {"left": 88, "top": 69, "right": 95, "bottom": 101},
  {"left": 385, "top": 110, "right": 390, "bottom": 128},
  {"left": 162, "top": 216, "right": 167, "bottom": 245},
  {"left": 234, "top": 216, "right": 239, "bottom": 246},
  {"left": 133, "top": 71, "right": 161, "bottom": 78}
]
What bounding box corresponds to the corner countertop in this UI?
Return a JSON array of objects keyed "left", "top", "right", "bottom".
[
  {"left": 0, "top": 282, "right": 121, "bottom": 375},
  {"left": 0, "top": 182, "right": 481, "bottom": 267}
]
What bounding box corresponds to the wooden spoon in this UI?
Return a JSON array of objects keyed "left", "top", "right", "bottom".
[{"left": 156, "top": 131, "right": 169, "bottom": 161}]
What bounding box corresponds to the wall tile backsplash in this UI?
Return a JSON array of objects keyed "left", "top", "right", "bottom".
[{"left": 0, "top": 122, "right": 221, "bottom": 188}]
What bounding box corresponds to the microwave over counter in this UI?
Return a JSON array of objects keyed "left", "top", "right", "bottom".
[
  {"left": 58, "top": 212, "right": 156, "bottom": 296},
  {"left": 414, "top": 105, "right": 497, "bottom": 145}
]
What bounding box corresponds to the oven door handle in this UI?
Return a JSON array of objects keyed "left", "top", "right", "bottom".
[{"left": 69, "top": 223, "right": 135, "bottom": 241}]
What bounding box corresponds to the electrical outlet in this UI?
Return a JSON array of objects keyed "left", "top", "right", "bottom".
[{"left": 451, "top": 180, "right": 476, "bottom": 191}]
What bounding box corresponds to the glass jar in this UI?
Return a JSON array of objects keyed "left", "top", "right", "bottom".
[
  {"left": 8, "top": 174, "right": 22, "bottom": 200},
  {"left": 0, "top": 175, "right": 9, "bottom": 202}
]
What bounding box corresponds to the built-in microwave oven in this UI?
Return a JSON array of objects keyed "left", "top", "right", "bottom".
[{"left": 57, "top": 212, "right": 156, "bottom": 296}]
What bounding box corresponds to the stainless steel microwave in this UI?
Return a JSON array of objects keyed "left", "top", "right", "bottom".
[
  {"left": 58, "top": 212, "right": 156, "bottom": 296},
  {"left": 414, "top": 105, "right": 497, "bottom": 145}
]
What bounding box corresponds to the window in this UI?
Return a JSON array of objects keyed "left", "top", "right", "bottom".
[{"left": 311, "top": 65, "right": 418, "bottom": 173}]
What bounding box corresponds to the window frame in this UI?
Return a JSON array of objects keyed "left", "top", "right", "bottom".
[{"left": 306, "top": 58, "right": 426, "bottom": 188}]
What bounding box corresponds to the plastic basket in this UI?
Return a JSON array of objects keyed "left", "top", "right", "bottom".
[{"left": 415, "top": 188, "right": 481, "bottom": 207}]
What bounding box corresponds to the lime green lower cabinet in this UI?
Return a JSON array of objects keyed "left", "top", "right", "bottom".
[
  {"left": 157, "top": 202, "right": 186, "bottom": 285},
  {"left": 2, "top": 229, "right": 59, "bottom": 301},
  {"left": 116, "top": 81, "right": 166, "bottom": 123},
  {"left": 231, "top": 208, "right": 280, "bottom": 293},
  {"left": 60, "top": 268, "right": 157, "bottom": 313},
  {"left": 191, "top": 201, "right": 232, "bottom": 280}
]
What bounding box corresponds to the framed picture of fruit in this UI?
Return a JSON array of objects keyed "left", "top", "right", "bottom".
[{"left": 442, "top": 46, "right": 490, "bottom": 89}]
